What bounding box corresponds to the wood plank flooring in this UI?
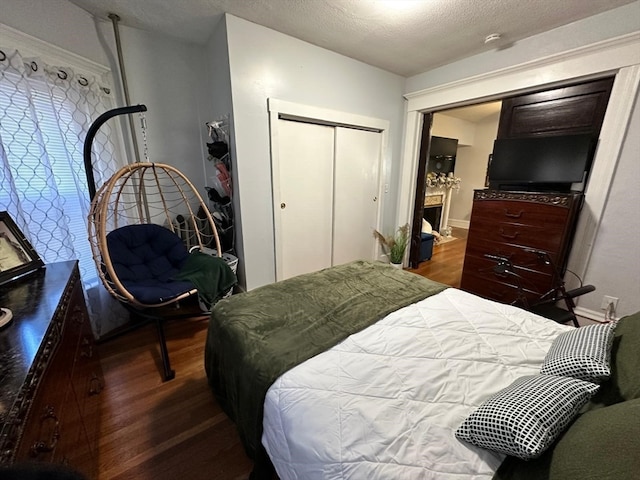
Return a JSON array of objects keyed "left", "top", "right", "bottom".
[
  {"left": 407, "top": 226, "right": 468, "bottom": 287},
  {"left": 95, "top": 230, "right": 469, "bottom": 480},
  {"left": 97, "top": 316, "right": 253, "bottom": 480}
]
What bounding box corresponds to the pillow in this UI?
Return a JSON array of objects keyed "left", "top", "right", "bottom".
[
  {"left": 455, "top": 375, "right": 599, "bottom": 460},
  {"left": 541, "top": 323, "right": 616, "bottom": 382},
  {"left": 421, "top": 218, "right": 432, "bottom": 233}
]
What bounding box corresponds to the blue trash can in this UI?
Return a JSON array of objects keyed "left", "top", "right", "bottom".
[{"left": 420, "top": 232, "right": 435, "bottom": 261}]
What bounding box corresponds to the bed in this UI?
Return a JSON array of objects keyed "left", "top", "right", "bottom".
[{"left": 204, "top": 260, "right": 639, "bottom": 480}]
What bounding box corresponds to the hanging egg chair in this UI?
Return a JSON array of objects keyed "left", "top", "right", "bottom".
[
  {"left": 88, "top": 162, "right": 222, "bottom": 308},
  {"left": 84, "top": 106, "right": 232, "bottom": 381},
  {"left": 87, "top": 162, "right": 228, "bottom": 381}
]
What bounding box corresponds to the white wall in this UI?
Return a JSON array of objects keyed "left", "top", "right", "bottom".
[
  {"left": 581, "top": 90, "right": 640, "bottom": 318},
  {"left": 1, "top": 0, "right": 110, "bottom": 66},
  {"left": 224, "top": 14, "right": 406, "bottom": 290},
  {"left": 431, "top": 115, "right": 475, "bottom": 146},
  {"left": 112, "top": 27, "right": 211, "bottom": 195},
  {"left": 448, "top": 113, "right": 500, "bottom": 226}
]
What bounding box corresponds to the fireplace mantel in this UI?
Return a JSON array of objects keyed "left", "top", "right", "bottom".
[{"left": 425, "top": 187, "right": 454, "bottom": 233}]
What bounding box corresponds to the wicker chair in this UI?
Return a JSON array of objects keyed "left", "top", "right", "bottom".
[{"left": 88, "top": 162, "right": 222, "bottom": 380}]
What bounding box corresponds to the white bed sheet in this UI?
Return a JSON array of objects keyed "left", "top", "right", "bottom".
[{"left": 262, "top": 288, "right": 572, "bottom": 480}]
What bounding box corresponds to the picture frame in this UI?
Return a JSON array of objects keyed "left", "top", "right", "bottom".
[{"left": 0, "top": 211, "right": 44, "bottom": 286}]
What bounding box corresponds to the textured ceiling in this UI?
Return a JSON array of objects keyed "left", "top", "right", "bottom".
[{"left": 68, "top": 0, "right": 637, "bottom": 76}]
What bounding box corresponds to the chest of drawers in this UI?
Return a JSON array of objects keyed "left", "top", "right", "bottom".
[
  {"left": 460, "top": 190, "right": 583, "bottom": 305},
  {"left": 0, "top": 261, "right": 103, "bottom": 478}
]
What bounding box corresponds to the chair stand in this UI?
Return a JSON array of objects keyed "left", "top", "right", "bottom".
[
  {"left": 98, "top": 301, "right": 207, "bottom": 382},
  {"left": 155, "top": 317, "right": 175, "bottom": 381}
]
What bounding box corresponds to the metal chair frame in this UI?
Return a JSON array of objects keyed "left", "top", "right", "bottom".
[{"left": 484, "top": 250, "right": 595, "bottom": 327}]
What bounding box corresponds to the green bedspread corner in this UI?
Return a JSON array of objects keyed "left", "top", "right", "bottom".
[{"left": 204, "top": 260, "right": 447, "bottom": 461}]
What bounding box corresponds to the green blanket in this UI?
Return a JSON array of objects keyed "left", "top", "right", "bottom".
[
  {"left": 175, "top": 251, "right": 236, "bottom": 308},
  {"left": 493, "top": 312, "right": 640, "bottom": 480},
  {"left": 204, "top": 260, "right": 447, "bottom": 466}
]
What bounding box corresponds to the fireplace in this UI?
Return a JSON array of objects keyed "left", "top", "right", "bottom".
[{"left": 423, "top": 194, "right": 443, "bottom": 231}]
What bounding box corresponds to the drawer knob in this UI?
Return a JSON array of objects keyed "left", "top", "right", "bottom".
[{"left": 89, "top": 374, "right": 103, "bottom": 396}]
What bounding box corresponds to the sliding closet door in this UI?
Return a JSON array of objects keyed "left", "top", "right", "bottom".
[
  {"left": 274, "top": 120, "right": 335, "bottom": 280},
  {"left": 332, "top": 128, "right": 381, "bottom": 266}
]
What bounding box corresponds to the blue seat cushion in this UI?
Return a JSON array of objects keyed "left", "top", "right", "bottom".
[{"left": 106, "top": 224, "right": 194, "bottom": 305}]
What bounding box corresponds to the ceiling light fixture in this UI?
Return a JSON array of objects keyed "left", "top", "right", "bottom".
[{"left": 484, "top": 33, "right": 502, "bottom": 44}]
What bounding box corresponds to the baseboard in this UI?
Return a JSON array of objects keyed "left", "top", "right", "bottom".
[
  {"left": 447, "top": 218, "right": 470, "bottom": 229},
  {"left": 574, "top": 306, "right": 613, "bottom": 323}
]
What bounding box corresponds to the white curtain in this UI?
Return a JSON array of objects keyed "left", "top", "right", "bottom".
[{"left": 0, "top": 47, "right": 128, "bottom": 337}]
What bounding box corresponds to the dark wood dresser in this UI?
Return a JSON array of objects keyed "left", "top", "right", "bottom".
[
  {"left": 460, "top": 189, "right": 583, "bottom": 305},
  {"left": 0, "top": 261, "right": 102, "bottom": 478}
]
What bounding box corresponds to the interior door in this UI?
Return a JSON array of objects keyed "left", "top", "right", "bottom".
[
  {"left": 274, "top": 120, "right": 335, "bottom": 280},
  {"left": 332, "top": 127, "right": 381, "bottom": 266}
]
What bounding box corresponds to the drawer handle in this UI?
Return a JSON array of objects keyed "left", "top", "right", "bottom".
[
  {"left": 499, "top": 228, "right": 519, "bottom": 240},
  {"left": 504, "top": 209, "right": 523, "bottom": 218},
  {"left": 29, "top": 406, "right": 60, "bottom": 457},
  {"left": 81, "top": 345, "right": 93, "bottom": 359},
  {"left": 89, "top": 373, "right": 103, "bottom": 396}
]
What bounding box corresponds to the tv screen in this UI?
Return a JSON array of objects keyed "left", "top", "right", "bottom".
[
  {"left": 488, "top": 134, "right": 594, "bottom": 188},
  {"left": 427, "top": 136, "right": 458, "bottom": 175}
]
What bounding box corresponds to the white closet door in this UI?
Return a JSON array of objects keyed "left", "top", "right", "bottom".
[
  {"left": 274, "top": 120, "right": 335, "bottom": 280},
  {"left": 332, "top": 128, "right": 381, "bottom": 265}
]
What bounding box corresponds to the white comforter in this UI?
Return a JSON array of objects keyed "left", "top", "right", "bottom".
[{"left": 262, "top": 288, "right": 572, "bottom": 480}]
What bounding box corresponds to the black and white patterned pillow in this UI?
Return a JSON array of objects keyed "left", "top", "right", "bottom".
[
  {"left": 455, "top": 375, "right": 599, "bottom": 460},
  {"left": 541, "top": 323, "right": 616, "bottom": 382}
]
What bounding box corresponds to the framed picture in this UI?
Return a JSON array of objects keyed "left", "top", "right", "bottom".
[{"left": 0, "top": 211, "right": 44, "bottom": 286}]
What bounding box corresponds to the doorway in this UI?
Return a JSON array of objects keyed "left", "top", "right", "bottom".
[{"left": 409, "top": 101, "right": 502, "bottom": 269}]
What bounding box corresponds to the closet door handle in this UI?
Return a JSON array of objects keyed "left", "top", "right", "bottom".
[{"left": 280, "top": 203, "right": 286, "bottom": 209}]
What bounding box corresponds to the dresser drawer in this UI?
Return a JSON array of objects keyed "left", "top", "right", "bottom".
[
  {"left": 471, "top": 199, "right": 571, "bottom": 230},
  {"left": 468, "top": 219, "right": 566, "bottom": 253},
  {"left": 462, "top": 254, "right": 552, "bottom": 295},
  {"left": 460, "top": 271, "right": 543, "bottom": 305},
  {"left": 15, "top": 328, "right": 76, "bottom": 462},
  {"left": 464, "top": 239, "right": 558, "bottom": 276}
]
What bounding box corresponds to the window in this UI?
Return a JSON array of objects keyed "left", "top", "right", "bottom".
[{"left": 1, "top": 46, "right": 126, "bottom": 336}]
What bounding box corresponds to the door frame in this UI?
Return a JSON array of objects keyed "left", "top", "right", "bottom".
[
  {"left": 398, "top": 33, "right": 640, "bottom": 279},
  {"left": 408, "top": 113, "right": 433, "bottom": 268},
  {"left": 268, "top": 99, "right": 389, "bottom": 280}
]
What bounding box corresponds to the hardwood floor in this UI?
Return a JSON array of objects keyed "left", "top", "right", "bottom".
[
  {"left": 94, "top": 231, "right": 469, "bottom": 480},
  {"left": 96, "top": 315, "right": 253, "bottom": 480},
  {"left": 407, "top": 226, "right": 468, "bottom": 288}
]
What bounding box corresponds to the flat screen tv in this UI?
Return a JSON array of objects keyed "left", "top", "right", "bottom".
[{"left": 488, "top": 134, "right": 594, "bottom": 191}]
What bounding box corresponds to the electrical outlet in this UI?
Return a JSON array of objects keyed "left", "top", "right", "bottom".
[{"left": 601, "top": 295, "right": 619, "bottom": 310}]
